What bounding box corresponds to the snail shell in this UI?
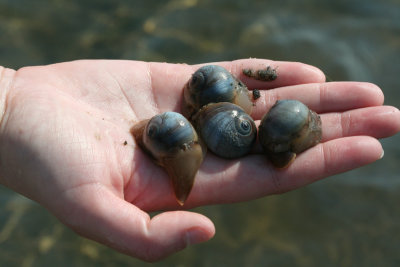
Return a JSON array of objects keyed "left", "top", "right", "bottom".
[
  {"left": 258, "top": 100, "right": 322, "bottom": 168},
  {"left": 192, "top": 102, "right": 257, "bottom": 159},
  {"left": 182, "top": 65, "right": 253, "bottom": 120},
  {"left": 131, "top": 112, "right": 205, "bottom": 205}
]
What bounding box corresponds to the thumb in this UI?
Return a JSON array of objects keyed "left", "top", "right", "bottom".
[{"left": 59, "top": 185, "right": 215, "bottom": 262}]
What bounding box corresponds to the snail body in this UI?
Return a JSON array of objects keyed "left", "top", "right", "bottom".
[
  {"left": 258, "top": 100, "right": 322, "bottom": 168},
  {"left": 193, "top": 102, "right": 257, "bottom": 159},
  {"left": 182, "top": 65, "right": 253, "bottom": 119},
  {"left": 131, "top": 112, "right": 205, "bottom": 205}
]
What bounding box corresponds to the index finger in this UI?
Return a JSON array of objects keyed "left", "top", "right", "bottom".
[
  {"left": 197, "top": 58, "right": 326, "bottom": 89},
  {"left": 148, "top": 59, "right": 326, "bottom": 112}
]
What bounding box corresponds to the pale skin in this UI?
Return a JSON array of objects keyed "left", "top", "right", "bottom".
[{"left": 0, "top": 59, "right": 399, "bottom": 262}]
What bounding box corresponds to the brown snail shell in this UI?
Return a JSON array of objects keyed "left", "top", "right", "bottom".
[
  {"left": 258, "top": 100, "right": 322, "bottom": 168},
  {"left": 131, "top": 112, "right": 205, "bottom": 205},
  {"left": 182, "top": 65, "right": 253, "bottom": 120}
]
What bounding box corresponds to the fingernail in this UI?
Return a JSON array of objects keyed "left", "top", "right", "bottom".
[
  {"left": 185, "top": 228, "right": 209, "bottom": 246},
  {"left": 380, "top": 150, "right": 384, "bottom": 159}
]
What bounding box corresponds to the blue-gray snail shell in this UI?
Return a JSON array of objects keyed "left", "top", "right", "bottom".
[
  {"left": 131, "top": 112, "right": 205, "bottom": 205},
  {"left": 258, "top": 100, "right": 322, "bottom": 168},
  {"left": 182, "top": 65, "right": 253, "bottom": 119},
  {"left": 192, "top": 102, "right": 257, "bottom": 159}
]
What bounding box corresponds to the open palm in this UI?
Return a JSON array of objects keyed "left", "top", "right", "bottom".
[{"left": 0, "top": 59, "right": 399, "bottom": 261}]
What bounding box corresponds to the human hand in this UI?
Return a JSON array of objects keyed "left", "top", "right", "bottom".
[{"left": 0, "top": 59, "right": 399, "bottom": 261}]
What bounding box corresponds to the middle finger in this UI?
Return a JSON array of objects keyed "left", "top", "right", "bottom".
[{"left": 251, "top": 81, "right": 384, "bottom": 120}]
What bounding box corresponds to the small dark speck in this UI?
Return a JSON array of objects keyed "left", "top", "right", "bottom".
[
  {"left": 243, "top": 66, "right": 277, "bottom": 81},
  {"left": 243, "top": 68, "right": 254, "bottom": 77},
  {"left": 257, "top": 66, "right": 277, "bottom": 81},
  {"left": 253, "top": 89, "right": 261, "bottom": 100},
  {"left": 123, "top": 141, "right": 128, "bottom": 146}
]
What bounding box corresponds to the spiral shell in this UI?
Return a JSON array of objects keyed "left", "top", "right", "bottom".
[
  {"left": 192, "top": 102, "right": 257, "bottom": 159},
  {"left": 258, "top": 100, "right": 322, "bottom": 168},
  {"left": 131, "top": 112, "right": 205, "bottom": 205},
  {"left": 182, "top": 65, "right": 253, "bottom": 119}
]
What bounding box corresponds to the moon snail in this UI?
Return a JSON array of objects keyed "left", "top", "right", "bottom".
[
  {"left": 182, "top": 65, "right": 253, "bottom": 120},
  {"left": 192, "top": 102, "right": 257, "bottom": 159},
  {"left": 258, "top": 100, "right": 322, "bottom": 168},
  {"left": 131, "top": 112, "right": 206, "bottom": 205}
]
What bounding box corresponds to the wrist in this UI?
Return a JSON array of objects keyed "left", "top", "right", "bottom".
[
  {"left": 0, "top": 66, "right": 16, "bottom": 186},
  {"left": 0, "top": 66, "right": 15, "bottom": 127}
]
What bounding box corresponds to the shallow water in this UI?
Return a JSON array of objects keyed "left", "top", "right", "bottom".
[{"left": 1, "top": 0, "right": 400, "bottom": 266}]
